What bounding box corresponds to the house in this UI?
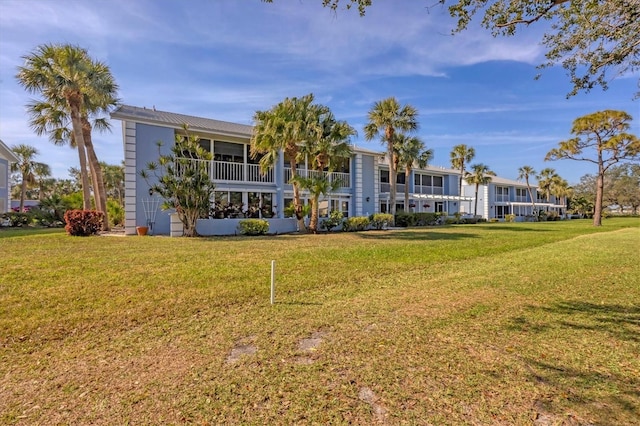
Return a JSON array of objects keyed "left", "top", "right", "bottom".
[
  {"left": 110, "top": 105, "right": 472, "bottom": 235},
  {"left": 0, "top": 139, "right": 19, "bottom": 213},
  {"left": 461, "top": 175, "right": 566, "bottom": 221}
]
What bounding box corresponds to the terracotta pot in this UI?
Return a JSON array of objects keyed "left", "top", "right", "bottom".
[{"left": 136, "top": 226, "right": 148, "bottom": 236}]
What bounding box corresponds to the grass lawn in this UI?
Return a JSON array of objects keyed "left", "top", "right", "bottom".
[{"left": 1, "top": 218, "right": 639, "bottom": 425}]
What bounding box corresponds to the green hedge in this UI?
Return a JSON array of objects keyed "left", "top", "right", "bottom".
[
  {"left": 342, "top": 216, "right": 370, "bottom": 232},
  {"left": 238, "top": 219, "right": 269, "bottom": 235}
]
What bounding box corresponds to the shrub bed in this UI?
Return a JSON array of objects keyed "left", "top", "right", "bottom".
[{"left": 64, "top": 210, "right": 105, "bottom": 236}]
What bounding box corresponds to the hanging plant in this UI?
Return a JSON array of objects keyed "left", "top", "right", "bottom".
[{"left": 423, "top": 204, "right": 430, "bottom": 208}]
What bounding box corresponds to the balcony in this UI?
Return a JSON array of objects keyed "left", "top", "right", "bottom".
[
  {"left": 284, "top": 168, "right": 350, "bottom": 188},
  {"left": 176, "top": 158, "right": 274, "bottom": 183},
  {"left": 495, "top": 195, "right": 510, "bottom": 202}
]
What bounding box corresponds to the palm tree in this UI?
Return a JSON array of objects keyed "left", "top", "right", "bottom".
[
  {"left": 450, "top": 144, "right": 475, "bottom": 196},
  {"left": 551, "top": 176, "right": 571, "bottom": 218},
  {"left": 18, "top": 45, "right": 118, "bottom": 230},
  {"left": 298, "top": 113, "right": 355, "bottom": 232},
  {"left": 536, "top": 167, "right": 558, "bottom": 209},
  {"left": 395, "top": 134, "right": 433, "bottom": 211},
  {"left": 32, "top": 162, "right": 52, "bottom": 201},
  {"left": 251, "top": 93, "right": 325, "bottom": 232},
  {"left": 517, "top": 165, "right": 537, "bottom": 217},
  {"left": 364, "top": 97, "right": 419, "bottom": 220},
  {"left": 10, "top": 144, "right": 40, "bottom": 212},
  {"left": 465, "top": 163, "right": 496, "bottom": 217},
  {"left": 17, "top": 43, "right": 119, "bottom": 230}
]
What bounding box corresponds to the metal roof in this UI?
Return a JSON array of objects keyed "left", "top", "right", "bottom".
[
  {"left": 110, "top": 104, "right": 254, "bottom": 138},
  {"left": 0, "top": 139, "right": 19, "bottom": 162}
]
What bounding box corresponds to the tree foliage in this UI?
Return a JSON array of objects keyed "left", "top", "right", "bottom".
[
  {"left": 278, "top": 0, "right": 640, "bottom": 97},
  {"left": 140, "top": 127, "right": 215, "bottom": 237},
  {"left": 251, "top": 93, "right": 326, "bottom": 233},
  {"left": 364, "top": 97, "right": 419, "bottom": 221},
  {"left": 465, "top": 163, "right": 496, "bottom": 217},
  {"left": 546, "top": 109, "right": 640, "bottom": 225}
]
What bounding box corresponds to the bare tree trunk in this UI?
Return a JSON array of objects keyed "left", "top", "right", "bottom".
[
  {"left": 82, "top": 119, "right": 110, "bottom": 230},
  {"left": 68, "top": 100, "right": 91, "bottom": 210},
  {"left": 290, "top": 161, "right": 307, "bottom": 233},
  {"left": 593, "top": 166, "right": 604, "bottom": 226}
]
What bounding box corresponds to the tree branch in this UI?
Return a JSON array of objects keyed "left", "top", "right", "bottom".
[{"left": 496, "top": 0, "right": 570, "bottom": 27}]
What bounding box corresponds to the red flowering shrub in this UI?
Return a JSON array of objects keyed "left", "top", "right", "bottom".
[{"left": 64, "top": 210, "right": 104, "bottom": 236}]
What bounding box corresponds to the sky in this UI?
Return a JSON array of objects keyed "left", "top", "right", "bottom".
[{"left": 0, "top": 0, "right": 638, "bottom": 185}]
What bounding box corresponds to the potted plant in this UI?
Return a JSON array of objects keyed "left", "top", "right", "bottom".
[{"left": 136, "top": 225, "right": 149, "bottom": 236}]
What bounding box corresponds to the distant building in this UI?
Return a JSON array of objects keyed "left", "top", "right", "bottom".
[{"left": 0, "top": 139, "right": 19, "bottom": 213}]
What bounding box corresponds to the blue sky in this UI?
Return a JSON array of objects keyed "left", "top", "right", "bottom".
[{"left": 0, "top": 0, "right": 637, "bottom": 185}]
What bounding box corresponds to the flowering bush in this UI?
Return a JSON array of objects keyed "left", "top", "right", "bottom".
[{"left": 64, "top": 210, "right": 104, "bottom": 236}]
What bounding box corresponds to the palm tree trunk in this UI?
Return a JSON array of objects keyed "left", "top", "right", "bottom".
[
  {"left": 309, "top": 195, "right": 319, "bottom": 233},
  {"left": 389, "top": 147, "right": 397, "bottom": 222},
  {"left": 289, "top": 161, "right": 307, "bottom": 233},
  {"left": 20, "top": 173, "right": 27, "bottom": 212},
  {"left": 474, "top": 185, "right": 479, "bottom": 217},
  {"left": 82, "top": 118, "right": 110, "bottom": 230},
  {"left": 404, "top": 166, "right": 410, "bottom": 212},
  {"left": 68, "top": 100, "right": 91, "bottom": 210}
]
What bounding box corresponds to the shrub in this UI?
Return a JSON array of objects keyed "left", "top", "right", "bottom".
[
  {"left": 505, "top": 214, "right": 516, "bottom": 222},
  {"left": 238, "top": 219, "right": 269, "bottom": 235},
  {"left": 321, "top": 210, "right": 344, "bottom": 232},
  {"left": 490, "top": 218, "right": 500, "bottom": 223},
  {"left": 107, "top": 200, "right": 125, "bottom": 227},
  {"left": 394, "top": 212, "right": 415, "bottom": 227},
  {"left": 0, "top": 212, "right": 31, "bottom": 227},
  {"left": 342, "top": 216, "right": 370, "bottom": 232},
  {"left": 369, "top": 213, "right": 393, "bottom": 230},
  {"left": 415, "top": 212, "right": 439, "bottom": 226},
  {"left": 64, "top": 210, "right": 104, "bottom": 236}
]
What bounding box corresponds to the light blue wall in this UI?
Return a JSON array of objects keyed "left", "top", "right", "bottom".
[
  {"left": 136, "top": 123, "right": 175, "bottom": 235},
  {"left": 0, "top": 158, "right": 9, "bottom": 212},
  {"left": 360, "top": 153, "right": 376, "bottom": 215}
]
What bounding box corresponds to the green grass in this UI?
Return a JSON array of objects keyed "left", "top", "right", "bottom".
[{"left": 1, "top": 218, "right": 639, "bottom": 424}]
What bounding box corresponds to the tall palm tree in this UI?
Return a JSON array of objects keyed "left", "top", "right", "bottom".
[
  {"left": 251, "top": 93, "right": 325, "bottom": 232},
  {"left": 298, "top": 113, "right": 355, "bottom": 232},
  {"left": 395, "top": 134, "right": 433, "bottom": 211},
  {"left": 517, "top": 165, "right": 537, "bottom": 217},
  {"left": 536, "top": 167, "right": 558, "bottom": 210},
  {"left": 17, "top": 43, "right": 119, "bottom": 230},
  {"left": 10, "top": 144, "right": 40, "bottom": 212},
  {"left": 465, "top": 163, "right": 496, "bottom": 217},
  {"left": 364, "top": 97, "right": 419, "bottom": 220},
  {"left": 450, "top": 144, "right": 475, "bottom": 196},
  {"left": 18, "top": 45, "right": 118, "bottom": 230}
]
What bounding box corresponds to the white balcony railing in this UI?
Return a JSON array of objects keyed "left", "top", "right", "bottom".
[
  {"left": 283, "top": 168, "right": 350, "bottom": 188},
  {"left": 495, "top": 195, "right": 510, "bottom": 202},
  {"left": 413, "top": 185, "right": 444, "bottom": 195},
  {"left": 176, "top": 158, "right": 274, "bottom": 183}
]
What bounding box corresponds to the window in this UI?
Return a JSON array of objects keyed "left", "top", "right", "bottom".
[
  {"left": 0, "top": 163, "right": 6, "bottom": 188},
  {"left": 380, "top": 169, "right": 389, "bottom": 183},
  {"left": 432, "top": 176, "right": 443, "bottom": 187},
  {"left": 214, "top": 141, "right": 244, "bottom": 163},
  {"left": 495, "top": 205, "right": 510, "bottom": 218},
  {"left": 435, "top": 202, "right": 444, "bottom": 212},
  {"left": 496, "top": 186, "right": 509, "bottom": 202},
  {"left": 336, "top": 200, "right": 349, "bottom": 217},
  {"left": 198, "top": 139, "right": 212, "bottom": 152}
]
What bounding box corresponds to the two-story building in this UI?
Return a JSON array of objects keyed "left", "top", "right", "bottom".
[
  {"left": 111, "top": 105, "right": 474, "bottom": 235},
  {"left": 461, "top": 176, "right": 566, "bottom": 221}
]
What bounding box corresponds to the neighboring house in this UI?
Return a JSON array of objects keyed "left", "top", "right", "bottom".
[
  {"left": 111, "top": 105, "right": 470, "bottom": 235},
  {"left": 461, "top": 176, "right": 565, "bottom": 220},
  {"left": 0, "top": 139, "right": 19, "bottom": 213}
]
